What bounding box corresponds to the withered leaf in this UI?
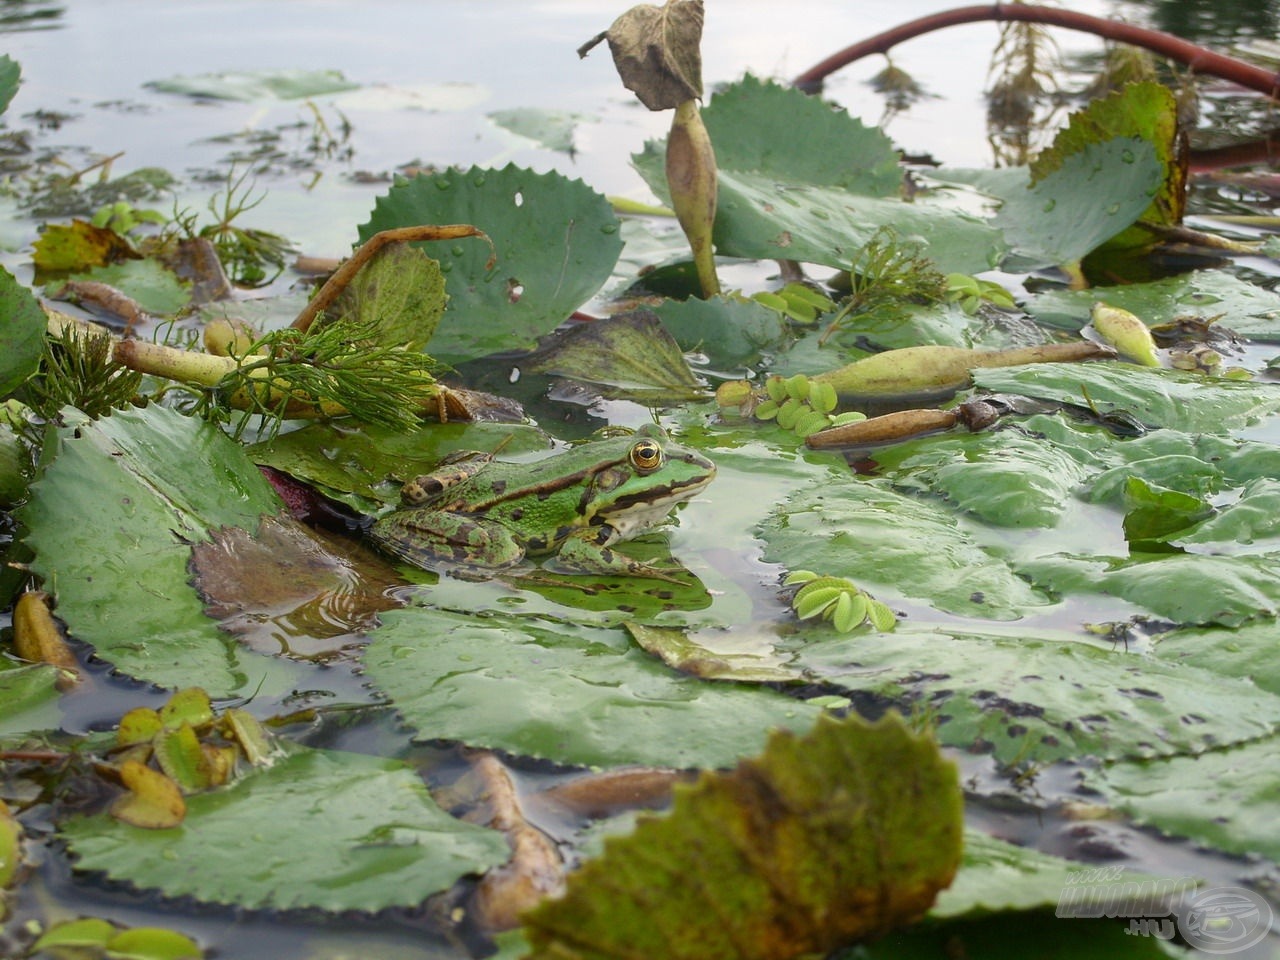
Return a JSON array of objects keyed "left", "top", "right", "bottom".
[
  {"left": 110, "top": 760, "right": 187, "bottom": 830},
  {"left": 580, "top": 0, "right": 704, "bottom": 110}
]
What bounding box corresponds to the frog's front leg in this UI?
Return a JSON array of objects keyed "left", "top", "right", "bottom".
[
  {"left": 544, "top": 525, "right": 684, "bottom": 583},
  {"left": 370, "top": 509, "right": 524, "bottom": 570}
]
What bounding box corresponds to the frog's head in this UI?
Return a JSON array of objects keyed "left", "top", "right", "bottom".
[{"left": 587, "top": 424, "right": 715, "bottom": 536}]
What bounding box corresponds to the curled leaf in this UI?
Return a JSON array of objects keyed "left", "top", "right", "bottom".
[
  {"left": 110, "top": 760, "right": 187, "bottom": 830},
  {"left": 581, "top": 0, "right": 704, "bottom": 110}
]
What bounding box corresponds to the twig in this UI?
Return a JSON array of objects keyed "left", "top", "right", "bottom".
[{"left": 793, "top": 4, "right": 1280, "bottom": 99}]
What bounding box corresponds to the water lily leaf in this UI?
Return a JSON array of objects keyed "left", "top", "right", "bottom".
[
  {"left": 522, "top": 713, "right": 963, "bottom": 960},
  {"left": 61, "top": 746, "right": 508, "bottom": 912},
  {"left": 792, "top": 624, "right": 1280, "bottom": 764},
  {"left": 75, "top": 258, "right": 190, "bottom": 316},
  {"left": 932, "top": 830, "right": 1105, "bottom": 918},
  {"left": 972, "top": 361, "right": 1280, "bottom": 433},
  {"left": 326, "top": 240, "right": 446, "bottom": 352},
  {"left": 890, "top": 423, "right": 1100, "bottom": 528},
  {"left": 1026, "top": 269, "right": 1280, "bottom": 340},
  {"left": 1121, "top": 476, "right": 1213, "bottom": 544},
  {"left": 362, "top": 606, "right": 821, "bottom": 769},
  {"left": 358, "top": 165, "right": 623, "bottom": 362},
  {"left": 0, "top": 265, "right": 45, "bottom": 398},
  {"left": 521, "top": 312, "right": 703, "bottom": 400},
  {"left": 625, "top": 622, "right": 796, "bottom": 682},
  {"left": 15, "top": 405, "right": 299, "bottom": 696},
  {"left": 1085, "top": 738, "right": 1280, "bottom": 861},
  {"left": 0, "top": 54, "right": 18, "bottom": 116},
  {"left": 146, "top": 69, "right": 358, "bottom": 101},
  {"left": 759, "top": 480, "right": 1053, "bottom": 620},
  {"left": 488, "top": 107, "right": 591, "bottom": 153},
  {"left": 1031, "top": 82, "right": 1183, "bottom": 256},
  {"left": 995, "top": 136, "right": 1163, "bottom": 268},
  {"left": 1019, "top": 550, "right": 1280, "bottom": 626},
  {"left": 0, "top": 664, "right": 61, "bottom": 740},
  {"left": 1172, "top": 476, "right": 1280, "bottom": 546},
  {"left": 652, "top": 294, "right": 789, "bottom": 364},
  {"left": 1153, "top": 621, "right": 1280, "bottom": 696},
  {"left": 632, "top": 77, "right": 1002, "bottom": 273},
  {"left": 584, "top": 0, "right": 704, "bottom": 109}
]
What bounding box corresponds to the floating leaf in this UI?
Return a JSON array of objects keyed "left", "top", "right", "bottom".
[
  {"left": 1085, "top": 738, "right": 1280, "bottom": 861},
  {"left": 105, "top": 925, "right": 203, "bottom": 960},
  {"left": 110, "top": 759, "right": 186, "bottom": 830},
  {"left": 972, "top": 362, "right": 1280, "bottom": 433},
  {"left": 522, "top": 713, "right": 963, "bottom": 960},
  {"left": 1027, "top": 267, "right": 1280, "bottom": 340},
  {"left": 488, "top": 107, "right": 591, "bottom": 153},
  {"left": 652, "top": 295, "right": 788, "bottom": 365},
  {"left": 363, "top": 606, "right": 820, "bottom": 769},
  {"left": 15, "top": 405, "right": 300, "bottom": 696},
  {"left": 146, "top": 68, "right": 358, "bottom": 101},
  {"left": 625, "top": 622, "right": 795, "bottom": 682},
  {"left": 0, "top": 266, "right": 46, "bottom": 398},
  {"left": 0, "top": 54, "right": 18, "bottom": 115},
  {"left": 521, "top": 311, "right": 703, "bottom": 400},
  {"left": 62, "top": 747, "right": 508, "bottom": 912},
  {"left": 73, "top": 258, "right": 190, "bottom": 316},
  {"left": 584, "top": 0, "right": 705, "bottom": 110},
  {"left": 996, "top": 137, "right": 1163, "bottom": 268},
  {"left": 358, "top": 165, "right": 623, "bottom": 362},
  {"left": 32, "top": 918, "right": 117, "bottom": 950},
  {"left": 0, "top": 663, "right": 62, "bottom": 739},
  {"left": 760, "top": 480, "right": 1053, "bottom": 620},
  {"left": 790, "top": 624, "right": 1280, "bottom": 764}
]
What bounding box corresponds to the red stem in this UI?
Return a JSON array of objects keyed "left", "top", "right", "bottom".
[{"left": 792, "top": 4, "right": 1280, "bottom": 99}]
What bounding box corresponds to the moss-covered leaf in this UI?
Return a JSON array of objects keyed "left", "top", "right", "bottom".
[
  {"left": 522, "top": 713, "right": 962, "bottom": 960},
  {"left": 358, "top": 165, "right": 623, "bottom": 362},
  {"left": 61, "top": 746, "right": 508, "bottom": 911}
]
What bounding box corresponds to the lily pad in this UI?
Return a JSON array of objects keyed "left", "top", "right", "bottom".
[
  {"left": 1085, "top": 738, "right": 1280, "bottom": 861},
  {"left": 789, "top": 623, "right": 1280, "bottom": 764},
  {"left": 0, "top": 663, "right": 62, "bottom": 739},
  {"left": 60, "top": 746, "right": 508, "bottom": 912},
  {"left": 972, "top": 361, "right": 1280, "bottom": 433},
  {"left": 15, "top": 406, "right": 299, "bottom": 696},
  {"left": 358, "top": 164, "right": 623, "bottom": 362},
  {"left": 146, "top": 69, "right": 359, "bottom": 101},
  {"left": 995, "top": 136, "right": 1163, "bottom": 268},
  {"left": 362, "top": 606, "right": 821, "bottom": 769},
  {"left": 488, "top": 108, "right": 591, "bottom": 153},
  {"left": 1025, "top": 269, "right": 1280, "bottom": 340},
  {"left": 0, "top": 265, "right": 46, "bottom": 397},
  {"left": 522, "top": 713, "right": 963, "bottom": 960},
  {"left": 74, "top": 258, "right": 190, "bottom": 316},
  {"left": 759, "top": 479, "right": 1053, "bottom": 620},
  {"left": 651, "top": 294, "right": 789, "bottom": 364}
]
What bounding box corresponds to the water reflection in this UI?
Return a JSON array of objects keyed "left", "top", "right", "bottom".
[{"left": 1134, "top": 0, "right": 1279, "bottom": 44}]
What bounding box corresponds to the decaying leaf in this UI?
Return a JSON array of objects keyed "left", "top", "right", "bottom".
[
  {"left": 31, "top": 219, "right": 137, "bottom": 277},
  {"left": 323, "top": 239, "right": 448, "bottom": 352},
  {"left": 110, "top": 759, "right": 187, "bottom": 830},
  {"left": 580, "top": 0, "right": 704, "bottom": 110},
  {"left": 522, "top": 712, "right": 963, "bottom": 960}
]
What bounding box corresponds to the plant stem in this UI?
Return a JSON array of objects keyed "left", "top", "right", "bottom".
[{"left": 793, "top": 4, "right": 1280, "bottom": 99}]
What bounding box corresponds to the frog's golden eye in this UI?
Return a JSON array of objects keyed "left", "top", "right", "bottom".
[{"left": 629, "top": 438, "right": 664, "bottom": 472}]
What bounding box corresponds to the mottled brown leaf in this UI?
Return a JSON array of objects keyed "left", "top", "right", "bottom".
[{"left": 581, "top": 0, "right": 704, "bottom": 110}]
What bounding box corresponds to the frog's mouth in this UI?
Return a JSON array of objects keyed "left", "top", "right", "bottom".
[{"left": 600, "top": 469, "right": 715, "bottom": 536}]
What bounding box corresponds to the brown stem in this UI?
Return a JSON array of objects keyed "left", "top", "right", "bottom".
[
  {"left": 291, "top": 224, "right": 496, "bottom": 333},
  {"left": 792, "top": 4, "right": 1280, "bottom": 99}
]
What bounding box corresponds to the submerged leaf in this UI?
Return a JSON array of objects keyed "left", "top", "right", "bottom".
[
  {"left": 62, "top": 747, "right": 508, "bottom": 912},
  {"left": 523, "top": 713, "right": 963, "bottom": 960},
  {"left": 521, "top": 312, "right": 703, "bottom": 400}
]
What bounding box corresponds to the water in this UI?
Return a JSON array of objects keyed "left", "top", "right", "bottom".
[{"left": 5, "top": 2, "right": 1280, "bottom": 958}]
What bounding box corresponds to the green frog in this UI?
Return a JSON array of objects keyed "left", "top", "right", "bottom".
[{"left": 369, "top": 424, "right": 715, "bottom": 580}]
